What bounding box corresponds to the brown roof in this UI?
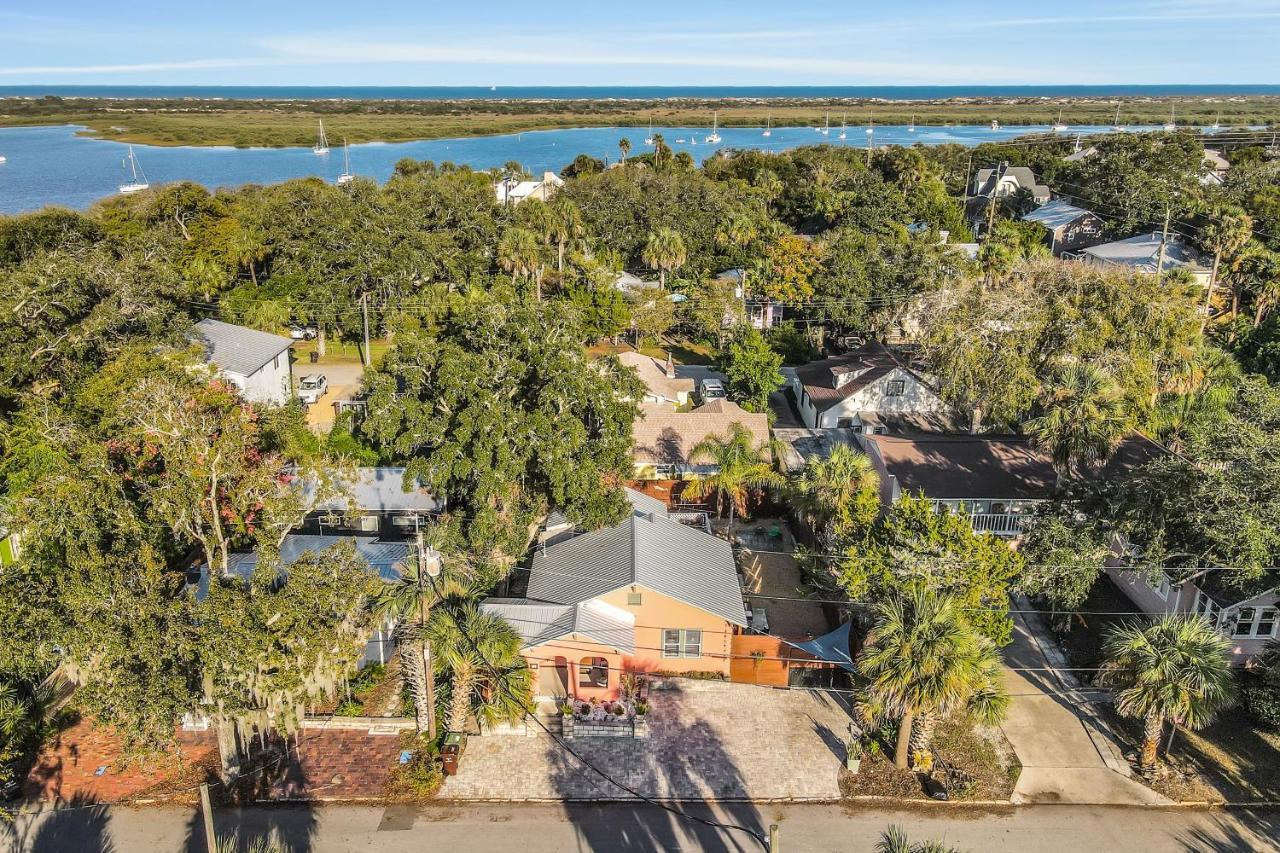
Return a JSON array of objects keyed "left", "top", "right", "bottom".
[
  {"left": 866, "top": 434, "right": 1164, "bottom": 500},
  {"left": 793, "top": 343, "right": 931, "bottom": 414},
  {"left": 617, "top": 351, "right": 695, "bottom": 401},
  {"left": 633, "top": 401, "right": 771, "bottom": 467}
]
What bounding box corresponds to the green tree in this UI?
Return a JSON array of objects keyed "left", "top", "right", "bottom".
[
  {"left": 641, "top": 227, "right": 687, "bottom": 290},
  {"left": 857, "top": 586, "right": 1009, "bottom": 769},
  {"left": 684, "top": 423, "right": 783, "bottom": 537},
  {"left": 788, "top": 443, "right": 880, "bottom": 550},
  {"left": 762, "top": 234, "right": 822, "bottom": 303},
  {"left": 718, "top": 327, "right": 784, "bottom": 413},
  {"left": 1098, "top": 616, "right": 1236, "bottom": 772},
  {"left": 618, "top": 137, "right": 632, "bottom": 164},
  {"left": 1027, "top": 363, "right": 1131, "bottom": 482},
  {"left": 839, "top": 495, "right": 1024, "bottom": 644},
  {"left": 1018, "top": 503, "right": 1111, "bottom": 614},
  {"left": 547, "top": 196, "right": 585, "bottom": 274},
  {"left": 1199, "top": 205, "right": 1254, "bottom": 326},
  {"left": 427, "top": 599, "right": 533, "bottom": 732}
]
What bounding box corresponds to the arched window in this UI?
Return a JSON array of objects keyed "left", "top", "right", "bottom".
[{"left": 578, "top": 657, "right": 608, "bottom": 688}]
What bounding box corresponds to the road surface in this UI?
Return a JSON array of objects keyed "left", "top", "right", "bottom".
[{"left": 4, "top": 801, "right": 1276, "bottom": 852}]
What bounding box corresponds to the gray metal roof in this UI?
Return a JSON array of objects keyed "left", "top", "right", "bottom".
[
  {"left": 1022, "top": 198, "right": 1095, "bottom": 230},
  {"left": 528, "top": 511, "right": 747, "bottom": 627},
  {"left": 1081, "top": 233, "right": 1205, "bottom": 273},
  {"left": 197, "top": 534, "right": 410, "bottom": 598},
  {"left": 544, "top": 488, "right": 666, "bottom": 533},
  {"left": 305, "top": 467, "right": 441, "bottom": 514},
  {"left": 192, "top": 319, "right": 293, "bottom": 377},
  {"left": 480, "top": 598, "right": 636, "bottom": 653}
]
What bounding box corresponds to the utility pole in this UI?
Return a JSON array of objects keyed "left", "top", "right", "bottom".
[
  {"left": 199, "top": 783, "right": 217, "bottom": 853},
  {"left": 416, "top": 529, "right": 437, "bottom": 741},
  {"left": 360, "top": 292, "right": 372, "bottom": 368}
]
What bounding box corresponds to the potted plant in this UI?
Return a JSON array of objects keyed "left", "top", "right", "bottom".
[
  {"left": 634, "top": 701, "right": 649, "bottom": 716},
  {"left": 845, "top": 737, "right": 863, "bottom": 773}
]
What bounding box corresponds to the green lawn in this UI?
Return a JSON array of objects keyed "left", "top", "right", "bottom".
[{"left": 290, "top": 337, "right": 392, "bottom": 367}]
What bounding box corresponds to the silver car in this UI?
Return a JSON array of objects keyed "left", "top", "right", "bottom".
[{"left": 297, "top": 374, "right": 328, "bottom": 405}]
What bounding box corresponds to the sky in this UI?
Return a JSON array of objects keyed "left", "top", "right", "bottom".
[{"left": 1, "top": 0, "right": 1279, "bottom": 87}]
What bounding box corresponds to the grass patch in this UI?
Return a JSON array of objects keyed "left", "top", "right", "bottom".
[{"left": 1104, "top": 705, "right": 1280, "bottom": 803}]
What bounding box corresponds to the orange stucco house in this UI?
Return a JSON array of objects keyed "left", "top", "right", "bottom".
[{"left": 482, "top": 490, "right": 748, "bottom": 701}]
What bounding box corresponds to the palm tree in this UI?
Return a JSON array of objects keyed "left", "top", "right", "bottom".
[
  {"left": 1239, "top": 247, "right": 1280, "bottom": 327},
  {"left": 497, "top": 227, "right": 544, "bottom": 300},
  {"left": 372, "top": 559, "right": 471, "bottom": 738},
  {"left": 1097, "top": 615, "right": 1236, "bottom": 772},
  {"left": 226, "top": 222, "right": 267, "bottom": 286},
  {"left": 427, "top": 599, "right": 533, "bottom": 733},
  {"left": 618, "top": 137, "right": 632, "bottom": 164},
  {"left": 1027, "top": 363, "right": 1130, "bottom": 483},
  {"left": 548, "top": 197, "right": 585, "bottom": 274},
  {"left": 684, "top": 422, "right": 783, "bottom": 538},
  {"left": 877, "top": 825, "right": 965, "bottom": 853},
  {"left": 857, "top": 587, "right": 1009, "bottom": 769},
  {"left": 641, "top": 227, "right": 688, "bottom": 290},
  {"left": 1200, "top": 205, "right": 1254, "bottom": 330},
  {"left": 789, "top": 443, "right": 880, "bottom": 549}
]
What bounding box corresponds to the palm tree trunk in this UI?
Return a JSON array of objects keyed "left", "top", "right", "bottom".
[
  {"left": 894, "top": 709, "right": 915, "bottom": 769},
  {"left": 449, "top": 661, "right": 475, "bottom": 733},
  {"left": 248, "top": 260, "right": 258, "bottom": 286},
  {"left": 1140, "top": 711, "right": 1163, "bottom": 772},
  {"left": 400, "top": 635, "right": 431, "bottom": 735},
  {"left": 557, "top": 240, "right": 565, "bottom": 273},
  {"left": 659, "top": 270, "right": 666, "bottom": 290},
  {"left": 727, "top": 500, "right": 735, "bottom": 540},
  {"left": 1201, "top": 253, "right": 1222, "bottom": 333},
  {"left": 1257, "top": 298, "right": 1271, "bottom": 329},
  {"left": 424, "top": 638, "right": 437, "bottom": 739},
  {"left": 909, "top": 710, "right": 937, "bottom": 767}
]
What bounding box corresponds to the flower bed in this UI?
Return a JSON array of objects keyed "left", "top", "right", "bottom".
[{"left": 560, "top": 696, "right": 651, "bottom": 740}]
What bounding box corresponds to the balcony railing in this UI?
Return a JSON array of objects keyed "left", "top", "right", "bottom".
[{"left": 968, "top": 513, "right": 1029, "bottom": 536}]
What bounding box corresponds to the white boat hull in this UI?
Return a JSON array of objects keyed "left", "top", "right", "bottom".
[
  {"left": 313, "top": 146, "right": 330, "bottom": 155},
  {"left": 337, "top": 174, "right": 354, "bottom": 186},
  {"left": 119, "top": 183, "right": 149, "bottom": 194}
]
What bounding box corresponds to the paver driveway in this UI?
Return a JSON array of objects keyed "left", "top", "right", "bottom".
[{"left": 443, "top": 680, "right": 852, "bottom": 801}]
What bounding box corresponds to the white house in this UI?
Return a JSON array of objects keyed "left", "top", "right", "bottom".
[
  {"left": 970, "top": 166, "right": 1051, "bottom": 205},
  {"left": 192, "top": 319, "right": 294, "bottom": 406},
  {"left": 495, "top": 171, "right": 565, "bottom": 205},
  {"left": 1109, "top": 567, "right": 1280, "bottom": 667},
  {"left": 789, "top": 343, "right": 948, "bottom": 431},
  {"left": 714, "top": 268, "right": 778, "bottom": 330},
  {"left": 616, "top": 351, "right": 694, "bottom": 407}
]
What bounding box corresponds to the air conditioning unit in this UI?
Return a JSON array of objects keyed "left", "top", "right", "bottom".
[{"left": 181, "top": 713, "right": 210, "bottom": 731}]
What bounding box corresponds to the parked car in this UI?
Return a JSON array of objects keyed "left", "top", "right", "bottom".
[
  {"left": 289, "top": 326, "right": 318, "bottom": 340},
  {"left": 698, "top": 378, "right": 727, "bottom": 402},
  {"left": 297, "top": 374, "right": 328, "bottom": 404}
]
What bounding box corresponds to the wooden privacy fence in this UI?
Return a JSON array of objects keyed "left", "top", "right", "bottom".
[{"left": 729, "top": 635, "right": 834, "bottom": 687}]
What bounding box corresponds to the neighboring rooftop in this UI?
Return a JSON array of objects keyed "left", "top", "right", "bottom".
[
  {"left": 192, "top": 319, "right": 293, "bottom": 377},
  {"left": 1079, "top": 233, "right": 1207, "bottom": 275},
  {"left": 865, "top": 433, "right": 1165, "bottom": 500},
  {"left": 196, "top": 534, "right": 411, "bottom": 598},
  {"left": 528, "top": 510, "right": 747, "bottom": 626},
  {"left": 632, "top": 401, "right": 770, "bottom": 468},
  {"left": 303, "top": 467, "right": 441, "bottom": 514},
  {"left": 973, "top": 166, "right": 1050, "bottom": 202},
  {"left": 792, "top": 343, "right": 932, "bottom": 415},
  {"left": 616, "top": 351, "right": 695, "bottom": 402},
  {"left": 480, "top": 598, "right": 636, "bottom": 653},
  {"left": 772, "top": 427, "right": 864, "bottom": 473},
  {"left": 1022, "top": 198, "right": 1096, "bottom": 229}
]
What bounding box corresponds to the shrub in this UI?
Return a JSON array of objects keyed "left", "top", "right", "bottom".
[
  {"left": 385, "top": 738, "right": 444, "bottom": 802},
  {"left": 334, "top": 698, "right": 364, "bottom": 717},
  {"left": 1243, "top": 647, "right": 1280, "bottom": 728}
]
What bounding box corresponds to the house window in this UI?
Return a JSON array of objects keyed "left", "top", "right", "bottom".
[
  {"left": 273, "top": 355, "right": 280, "bottom": 370},
  {"left": 627, "top": 591, "right": 643, "bottom": 605},
  {"left": 662, "top": 629, "right": 702, "bottom": 658},
  {"left": 885, "top": 380, "right": 906, "bottom": 397},
  {"left": 578, "top": 657, "right": 609, "bottom": 688},
  {"left": 836, "top": 417, "right": 856, "bottom": 428},
  {"left": 1233, "top": 607, "right": 1279, "bottom": 639},
  {"left": 1193, "top": 590, "right": 1221, "bottom": 623}
]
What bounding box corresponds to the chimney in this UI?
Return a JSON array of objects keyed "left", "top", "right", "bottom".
[{"left": 664, "top": 352, "right": 675, "bottom": 379}]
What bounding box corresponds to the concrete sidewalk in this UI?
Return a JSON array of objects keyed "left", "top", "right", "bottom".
[{"left": 1000, "top": 608, "right": 1169, "bottom": 806}]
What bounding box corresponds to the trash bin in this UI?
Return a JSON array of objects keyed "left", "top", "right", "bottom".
[
  {"left": 440, "top": 732, "right": 467, "bottom": 776},
  {"left": 309, "top": 351, "right": 320, "bottom": 364}
]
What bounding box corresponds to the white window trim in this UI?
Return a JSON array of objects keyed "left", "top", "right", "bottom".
[
  {"left": 661, "top": 629, "right": 703, "bottom": 658},
  {"left": 1230, "top": 606, "right": 1279, "bottom": 639}
]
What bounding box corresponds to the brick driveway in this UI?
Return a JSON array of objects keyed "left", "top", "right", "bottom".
[{"left": 443, "top": 680, "right": 852, "bottom": 801}]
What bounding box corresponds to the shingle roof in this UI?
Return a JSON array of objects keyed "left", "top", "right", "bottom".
[
  {"left": 528, "top": 512, "right": 747, "bottom": 626},
  {"left": 1022, "top": 198, "right": 1095, "bottom": 230},
  {"left": 192, "top": 319, "right": 293, "bottom": 377},
  {"left": 974, "top": 166, "right": 1050, "bottom": 201},
  {"left": 617, "top": 351, "right": 695, "bottom": 401},
  {"left": 304, "top": 467, "right": 441, "bottom": 514},
  {"left": 632, "top": 401, "right": 770, "bottom": 467},
  {"left": 1081, "top": 233, "right": 1207, "bottom": 274},
  {"left": 865, "top": 434, "right": 1165, "bottom": 501},
  {"left": 480, "top": 598, "right": 636, "bottom": 653}
]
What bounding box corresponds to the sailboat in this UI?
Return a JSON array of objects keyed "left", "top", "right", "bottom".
[
  {"left": 313, "top": 119, "right": 330, "bottom": 155},
  {"left": 0, "top": 154, "right": 6, "bottom": 163},
  {"left": 704, "top": 111, "right": 721, "bottom": 144},
  {"left": 762, "top": 115, "right": 771, "bottom": 138},
  {"left": 1208, "top": 110, "right": 1221, "bottom": 132},
  {"left": 908, "top": 114, "right": 916, "bottom": 133},
  {"left": 118, "top": 146, "right": 149, "bottom": 194},
  {"left": 1112, "top": 104, "right": 1125, "bottom": 132},
  {"left": 1051, "top": 108, "right": 1068, "bottom": 133},
  {"left": 820, "top": 111, "right": 830, "bottom": 136},
  {"left": 838, "top": 113, "right": 847, "bottom": 140},
  {"left": 1163, "top": 104, "right": 1177, "bottom": 132},
  {"left": 337, "top": 139, "right": 354, "bottom": 186},
  {"left": 645, "top": 118, "right": 654, "bottom": 146},
  {"left": 990, "top": 119, "right": 1000, "bottom": 131},
  {"left": 865, "top": 110, "right": 874, "bottom": 135}
]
